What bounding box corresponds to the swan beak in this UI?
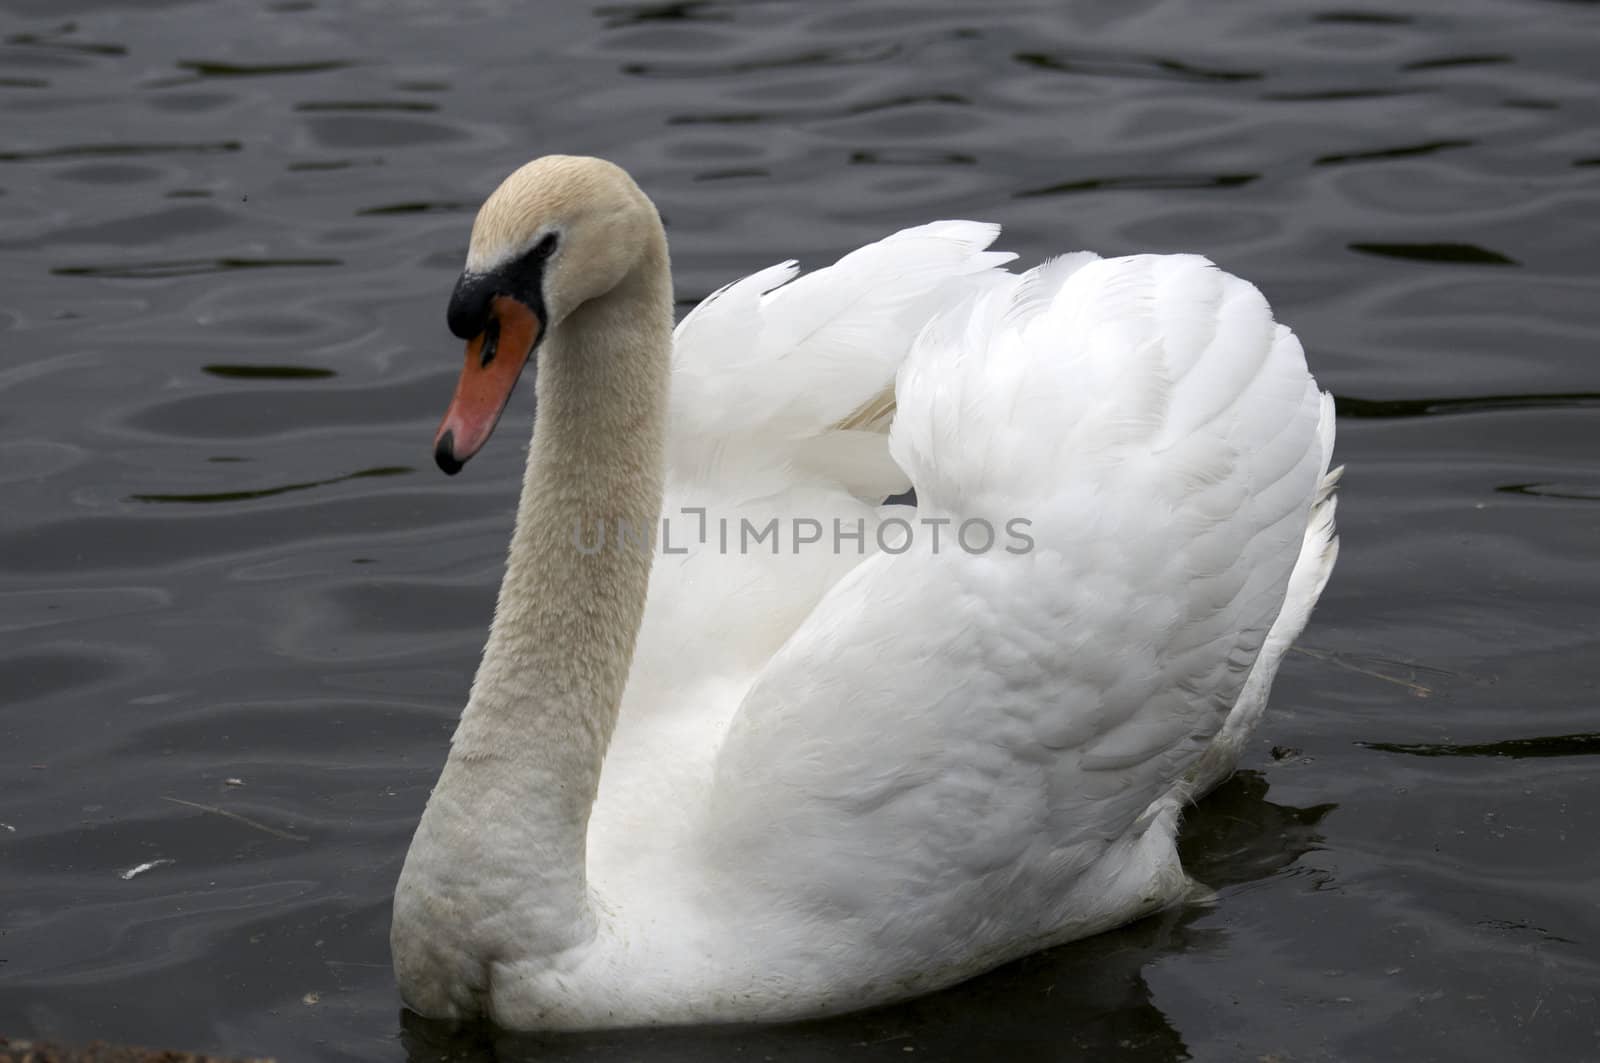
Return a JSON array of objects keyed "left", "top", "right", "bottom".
[{"left": 433, "top": 295, "right": 541, "bottom": 475}]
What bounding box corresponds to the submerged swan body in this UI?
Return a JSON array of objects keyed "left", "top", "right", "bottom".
[{"left": 392, "top": 155, "right": 1340, "bottom": 1029}]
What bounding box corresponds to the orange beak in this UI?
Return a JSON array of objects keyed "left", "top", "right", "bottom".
[{"left": 433, "top": 294, "right": 541, "bottom": 474}]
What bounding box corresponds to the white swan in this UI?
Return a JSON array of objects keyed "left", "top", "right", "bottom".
[{"left": 391, "top": 155, "right": 1340, "bottom": 1030}]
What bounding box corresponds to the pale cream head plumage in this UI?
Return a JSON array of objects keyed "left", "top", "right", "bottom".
[{"left": 464, "top": 154, "right": 662, "bottom": 328}]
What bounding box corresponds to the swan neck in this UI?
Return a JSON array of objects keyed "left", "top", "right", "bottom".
[{"left": 431, "top": 229, "right": 671, "bottom": 951}]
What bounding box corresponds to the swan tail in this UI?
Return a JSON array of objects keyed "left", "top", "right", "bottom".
[{"left": 1185, "top": 392, "right": 1341, "bottom": 798}]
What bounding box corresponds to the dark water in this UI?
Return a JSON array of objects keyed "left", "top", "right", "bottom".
[{"left": 2, "top": 0, "right": 1597, "bottom": 1059}]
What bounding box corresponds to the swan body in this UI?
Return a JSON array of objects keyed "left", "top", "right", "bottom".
[{"left": 392, "top": 156, "right": 1339, "bottom": 1029}]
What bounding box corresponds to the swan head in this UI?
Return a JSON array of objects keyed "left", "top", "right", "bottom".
[{"left": 433, "top": 154, "right": 660, "bottom": 474}]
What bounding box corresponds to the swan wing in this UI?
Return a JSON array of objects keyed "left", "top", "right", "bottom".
[
  {"left": 703, "top": 253, "right": 1337, "bottom": 976},
  {"left": 668, "top": 221, "right": 1015, "bottom": 495},
  {"left": 637, "top": 220, "right": 1016, "bottom": 672},
  {"left": 600, "top": 223, "right": 1019, "bottom": 851}
]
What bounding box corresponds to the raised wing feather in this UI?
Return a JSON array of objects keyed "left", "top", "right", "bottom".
[{"left": 669, "top": 222, "right": 1015, "bottom": 459}]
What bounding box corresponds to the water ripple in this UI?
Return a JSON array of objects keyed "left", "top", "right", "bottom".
[
  {"left": 177, "top": 58, "right": 358, "bottom": 78},
  {"left": 1017, "top": 172, "right": 1259, "bottom": 198},
  {"left": 1347, "top": 241, "right": 1518, "bottom": 265},
  {"left": 0, "top": 140, "right": 241, "bottom": 162},
  {"left": 129, "top": 465, "right": 412, "bottom": 506},
  {"left": 1315, "top": 138, "right": 1475, "bottom": 165},
  {"left": 3, "top": 0, "right": 1598, "bottom": 1058},
  {"left": 1362, "top": 734, "right": 1600, "bottom": 758},
  {"left": 202, "top": 364, "right": 338, "bottom": 380},
  {"left": 1013, "top": 49, "right": 1264, "bottom": 83},
  {"left": 51, "top": 257, "right": 343, "bottom": 279}
]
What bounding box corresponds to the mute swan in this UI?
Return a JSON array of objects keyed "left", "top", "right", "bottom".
[{"left": 392, "top": 155, "right": 1340, "bottom": 1030}]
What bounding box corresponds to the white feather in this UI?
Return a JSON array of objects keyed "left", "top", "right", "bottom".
[{"left": 400, "top": 201, "right": 1338, "bottom": 1027}]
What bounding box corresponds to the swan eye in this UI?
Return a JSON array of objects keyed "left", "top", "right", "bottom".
[{"left": 446, "top": 233, "right": 559, "bottom": 341}]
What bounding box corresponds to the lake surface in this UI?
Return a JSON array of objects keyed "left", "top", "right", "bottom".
[{"left": 2, "top": 0, "right": 1597, "bottom": 1059}]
